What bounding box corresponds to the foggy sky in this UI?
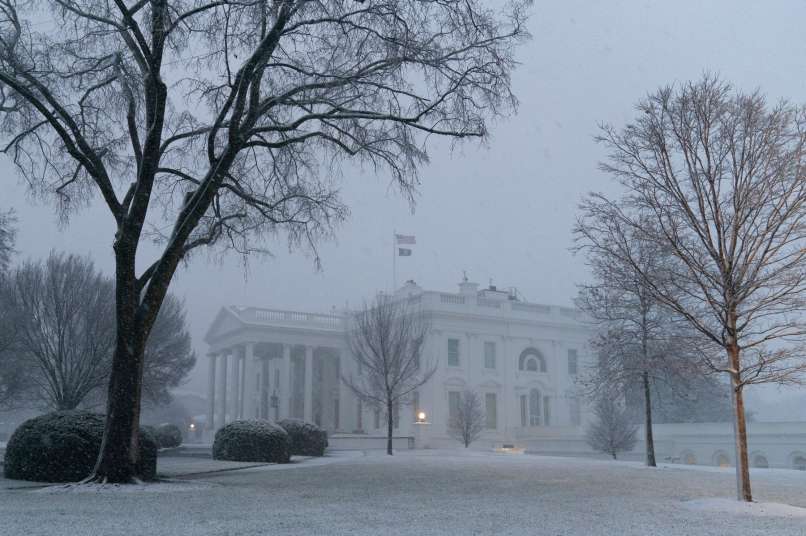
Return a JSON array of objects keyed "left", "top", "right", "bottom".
[{"left": 4, "top": 0, "right": 806, "bottom": 402}]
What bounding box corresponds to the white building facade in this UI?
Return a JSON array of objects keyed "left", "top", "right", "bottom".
[{"left": 204, "top": 279, "right": 595, "bottom": 449}]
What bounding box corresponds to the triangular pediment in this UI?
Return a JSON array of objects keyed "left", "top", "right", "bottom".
[{"left": 204, "top": 306, "right": 247, "bottom": 344}]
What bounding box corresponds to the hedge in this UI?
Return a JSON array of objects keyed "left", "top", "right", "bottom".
[
  {"left": 278, "top": 418, "right": 328, "bottom": 456},
  {"left": 212, "top": 420, "right": 290, "bottom": 463},
  {"left": 3, "top": 411, "right": 157, "bottom": 482}
]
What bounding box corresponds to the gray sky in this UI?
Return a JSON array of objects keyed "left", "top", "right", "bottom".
[{"left": 4, "top": 0, "right": 806, "bottom": 401}]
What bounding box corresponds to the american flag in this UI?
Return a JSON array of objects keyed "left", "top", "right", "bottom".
[{"left": 395, "top": 234, "right": 416, "bottom": 245}]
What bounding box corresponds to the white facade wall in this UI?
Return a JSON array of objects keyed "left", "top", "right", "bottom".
[{"left": 204, "top": 280, "right": 595, "bottom": 448}]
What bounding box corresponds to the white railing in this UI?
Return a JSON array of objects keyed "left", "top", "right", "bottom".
[
  {"left": 440, "top": 293, "right": 465, "bottom": 305},
  {"left": 241, "top": 307, "right": 344, "bottom": 329}
]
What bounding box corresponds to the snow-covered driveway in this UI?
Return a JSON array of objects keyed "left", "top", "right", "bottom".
[{"left": 1, "top": 450, "right": 804, "bottom": 535}]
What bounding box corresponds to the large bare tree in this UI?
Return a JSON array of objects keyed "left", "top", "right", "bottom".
[
  {"left": 2, "top": 252, "right": 195, "bottom": 410},
  {"left": 447, "top": 389, "right": 486, "bottom": 448},
  {"left": 343, "top": 294, "right": 434, "bottom": 455},
  {"left": 591, "top": 75, "right": 806, "bottom": 501},
  {"left": 0, "top": 0, "right": 530, "bottom": 481}
]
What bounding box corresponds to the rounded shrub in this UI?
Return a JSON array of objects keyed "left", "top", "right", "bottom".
[
  {"left": 278, "top": 418, "right": 328, "bottom": 457},
  {"left": 3, "top": 411, "right": 157, "bottom": 482},
  {"left": 154, "top": 423, "right": 183, "bottom": 449},
  {"left": 212, "top": 420, "right": 291, "bottom": 463}
]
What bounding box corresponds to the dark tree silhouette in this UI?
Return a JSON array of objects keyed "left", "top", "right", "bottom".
[{"left": 0, "top": 0, "right": 530, "bottom": 482}]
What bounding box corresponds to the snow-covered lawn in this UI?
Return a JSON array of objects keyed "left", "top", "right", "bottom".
[{"left": 1, "top": 450, "right": 804, "bottom": 535}]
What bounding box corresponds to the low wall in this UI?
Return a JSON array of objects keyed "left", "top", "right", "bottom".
[
  {"left": 523, "top": 421, "right": 806, "bottom": 470},
  {"left": 329, "top": 434, "right": 415, "bottom": 450}
]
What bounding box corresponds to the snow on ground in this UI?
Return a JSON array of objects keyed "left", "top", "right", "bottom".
[
  {"left": 34, "top": 481, "right": 215, "bottom": 494},
  {"left": 684, "top": 497, "right": 806, "bottom": 518},
  {"left": 1, "top": 450, "right": 805, "bottom": 536}
]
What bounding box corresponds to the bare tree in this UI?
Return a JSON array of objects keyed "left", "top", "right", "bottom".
[
  {"left": 3, "top": 252, "right": 195, "bottom": 410},
  {"left": 447, "top": 390, "right": 486, "bottom": 448},
  {"left": 574, "top": 219, "right": 704, "bottom": 467},
  {"left": 0, "top": 0, "right": 530, "bottom": 482},
  {"left": 343, "top": 294, "right": 435, "bottom": 455},
  {"left": 5, "top": 253, "right": 116, "bottom": 410},
  {"left": 585, "top": 391, "right": 637, "bottom": 460},
  {"left": 140, "top": 295, "right": 197, "bottom": 406},
  {"left": 0, "top": 214, "right": 27, "bottom": 407},
  {"left": 591, "top": 75, "right": 806, "bottom": 501}
]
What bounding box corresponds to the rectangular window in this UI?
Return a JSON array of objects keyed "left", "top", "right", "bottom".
[
  {"left": 485, "top": 393, "right": 497, "bottom": 429},
  {"left": 520, "top": 395, "right": 527, "bottom": 427},
  {"left": 543, "top": 396, "right": 551, "bottom": 426},
  {"left": 357, "top": 400, "right": 363, "bottom": 431},
  {"left": 448, "top": 338, "right": 460, "bottom": 366},
  {"left": 448, "top": 390, "right": 461, "bottom": 423},
  {"left": 334, "top": 398, "right": 340, "bottom": 429},
  {"left": 393, "top": 403, "right": 400, "bottom": 430},
  {"left": 570, "top": 397, "right": 581, "bottom": 426},
  {"left": 484, "top": 342, "right": 496, "bottom": 369},
  {"left": 568, "top": 349, "right": 578, "bottom": 375},
  {"left": 374, "top": 408, "right": 380, "bottom": 429},
  {"left": 413, "top": 391, "right": 420, "bottom": 422}
]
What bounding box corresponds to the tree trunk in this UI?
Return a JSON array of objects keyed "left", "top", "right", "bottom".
[
  {"left": 642, "top": 371, "right": 656, "bottom": 467},
  {"left": 386, "top": 400, "right": 394, "bottom": 455},
  {"left": 728, "top": 346, "right": 752, "bottom": 502},
  {"left": 89, "top": 247, "right": 146, "bottom": 483}
]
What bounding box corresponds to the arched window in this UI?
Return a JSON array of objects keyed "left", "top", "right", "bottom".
[
  {"left": 793, "top": 454, "right": 806, "bottom": 471},
  {"left": 753, "top": 455, "right": 769, "bottom": 469},
  {"left": 714, "top": 452, "right": 730, "bottom": 468},
  {"left": 682, "top": 452, "right": 697, "bottom": 465},
  {"left": 519, "top": 348, "right": 547, "bottom": 373}
]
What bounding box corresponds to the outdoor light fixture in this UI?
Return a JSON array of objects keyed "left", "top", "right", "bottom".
[
  {"left": 417, "top": 411, "right": 427, "bottom": 423},
  {"left": 189, "top": 423, "right": 196, "bottom": 431}
]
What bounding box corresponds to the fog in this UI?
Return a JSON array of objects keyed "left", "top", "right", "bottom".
[{"left": 3, "top": 0, "right": 805, "bottom": 417}]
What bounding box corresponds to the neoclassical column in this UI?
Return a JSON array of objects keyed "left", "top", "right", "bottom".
[
  {"left": 303, "top": 345, "right": 314, "bottom": 422},
  {"left": 280, "top": 344, "right": 291, "bottom": 418},
  {"left": 207, "top": 353, "right": 217, "bottom": 431},
  {"left": 218, "top": 351, "right": 229, "bottom": 426},
  {"left": 261, "top": 355, "right": 270, "bottom": 419},
  {"left": 231, "top": 348, "right": 241, "bottom": 420},
  {"left": 238, "top": 347, "right": 246, "bottom": 418},
  {"left": 242, "top": 342, "right": 257, "bottom": 419},
  {"left": 336, "top": 353, "right": 346, "bottom": 432}
]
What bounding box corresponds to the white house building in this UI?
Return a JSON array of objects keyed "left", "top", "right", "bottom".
[{"left": 203, "top": 278, "right": 595, "bottom": 449}]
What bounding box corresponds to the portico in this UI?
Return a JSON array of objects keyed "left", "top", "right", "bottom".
[{"left": 204, "top": 307, "right": 351, "bottom": 434}]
